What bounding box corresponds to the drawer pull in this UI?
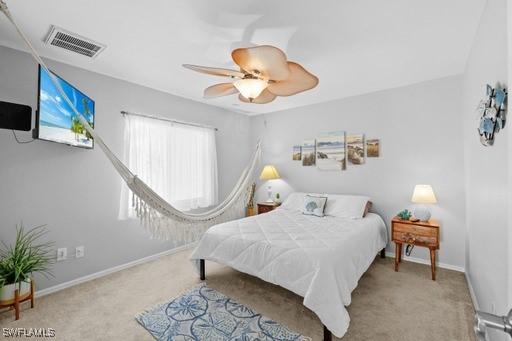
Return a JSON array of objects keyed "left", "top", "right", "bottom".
[{"left": 402, "top": 233, "right": 416, "bottom": 244}]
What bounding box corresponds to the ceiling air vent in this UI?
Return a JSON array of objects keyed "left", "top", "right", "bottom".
[{"left": 44, "top": 25, "right": 106, "bottom": 59}]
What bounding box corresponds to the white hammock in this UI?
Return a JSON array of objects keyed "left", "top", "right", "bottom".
[{"left": 0, "top": 1, "right": 261, "bottom": 242}]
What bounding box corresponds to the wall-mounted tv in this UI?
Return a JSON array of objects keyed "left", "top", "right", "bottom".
[{"left": 36, "top": 66, "right": 95, "bottom": 149}]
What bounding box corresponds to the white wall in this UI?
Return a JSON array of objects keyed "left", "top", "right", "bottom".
[
  {"left": 508, "top": 0, "right": 512, "bottom": 319},
  {"left": 250, "top": 76, "right": 467, "bottom": 269},
  {"left": 0, "top": 46, "right": 252, "bottom": 290},
  {"left": 462, "top": 0, "right": 509, "bottom": 339}
]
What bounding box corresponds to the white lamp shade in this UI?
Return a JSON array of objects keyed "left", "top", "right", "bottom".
[
  {"left": 411, "top": 185, "right": 437, "bottom": 204},
  {"left": 234, "top": 79, "right": 268, "bottom": 100},
  {"left": 259, "top": 165, "right": 280, "bottom": 180}
]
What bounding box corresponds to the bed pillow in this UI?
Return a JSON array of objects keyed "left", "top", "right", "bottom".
[
  {"left": 364, "top": 201, "right": 373, "bottom": 217},
  {"left": 280, "top": 192, "right": 320, "bottom": 211},
  {"left": 302, "top": 195, "right": 328, "bottom": 217},
  {"left": 324, "top": 194, "right": 371, "bottom": 219},
  {"left": 280, "top": 192, "right": 306, "bottom": 211}
]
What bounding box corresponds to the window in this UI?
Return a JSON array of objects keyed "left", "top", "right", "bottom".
[{"left": 119, "top": 114, "right": 218, "bottom": 217}]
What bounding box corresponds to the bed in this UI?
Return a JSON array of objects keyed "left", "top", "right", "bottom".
[{"left": 190, "top": 193, "right": 388, "bottom": 340}]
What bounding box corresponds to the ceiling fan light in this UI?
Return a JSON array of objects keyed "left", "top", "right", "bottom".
[{"left": 233, "top": 78, "right": 268, "bottom": 100}]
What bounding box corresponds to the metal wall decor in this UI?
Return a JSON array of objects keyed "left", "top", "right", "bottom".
[{"left": 477, "top": 84, "right": 507, "bottom": 146}]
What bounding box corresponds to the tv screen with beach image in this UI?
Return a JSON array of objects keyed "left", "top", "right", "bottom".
[{"left": 37, "top": 66, "right": 95, "bottom": 149}]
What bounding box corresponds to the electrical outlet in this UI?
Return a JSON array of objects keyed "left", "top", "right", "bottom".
[
  {"left": 75, "top": 246, "right": 85, "bottom": 258},
  {"left": 491, "top": 302, "right": 496, "bottom": 314},
  {"left": 57, "top": 247, "right": 67, "bottom": 261}
]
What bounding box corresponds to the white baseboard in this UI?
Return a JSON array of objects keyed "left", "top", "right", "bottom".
[
  {"left": 465, "top": 275, "right": 489, "bottom": 340},
  {"left": 385, "top": 252, "right": 465, "bottom": 273},
  {"left": 35, "top": 245, "right": 464, "bottom": 298},
  {"left": 36, "top": 242, "right": 197, "bottom": 298},
  {"left": 465, "top": 272, "right": 479, "bottom": 310}
]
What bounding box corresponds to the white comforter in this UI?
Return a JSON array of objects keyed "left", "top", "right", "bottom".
[{"left": 190, "top": 208, "right": 387, "bottom": 338}]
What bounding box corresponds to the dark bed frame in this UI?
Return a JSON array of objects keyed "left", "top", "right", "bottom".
[{"left": 199, "top": 248, "right": 385, "bottom": 341}]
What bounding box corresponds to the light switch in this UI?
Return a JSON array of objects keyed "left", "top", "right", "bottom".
[
  {"left": 75, "top": 246, "right": 85, "bottom": 258},
  {"left": 57, "top": 248, "right": 67, "bottom": 261}
]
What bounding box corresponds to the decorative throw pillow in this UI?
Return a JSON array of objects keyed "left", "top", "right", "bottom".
[{"left": 302, "top": 195, "right": 328, "bottom": 217}]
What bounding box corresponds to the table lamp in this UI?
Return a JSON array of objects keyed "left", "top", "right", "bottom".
[
  {"left": 411, "top": 184, "right": 437, "bottom": 221},
  {"left": 259, "top": 165, "right": 280, "bottom": 203}
]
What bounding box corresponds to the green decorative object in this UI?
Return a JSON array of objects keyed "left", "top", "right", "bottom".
[
  {"left": 397, "top": 209, "right": 412, "bottom": 221},
  {"left": 247, "top": 183, "right": 256, "bottom": 209},
  {"left": 0, "top": 224, "right": 54, "bottom": 320},
  {"left": 0, "top": 224, "right": 54, "bottom": 289}
]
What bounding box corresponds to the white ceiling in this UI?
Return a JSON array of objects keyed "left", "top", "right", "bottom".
[{"left": 0, "top": 0, "right": 485, "bottom": 115}]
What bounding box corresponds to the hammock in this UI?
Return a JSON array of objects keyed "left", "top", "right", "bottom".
[{"left": 0, "top": 1, "right": 261, "bottom": 243}]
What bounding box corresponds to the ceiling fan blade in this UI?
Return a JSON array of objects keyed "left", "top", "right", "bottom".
[
  {"left": 238, "top": 89, "right": 276, "bottom": 104},
  {"left": 232, "top": 45, "right": 290, "bottom": 81},
  {"left": 267, "top": 62, "right": 319, "bottom": 96},
  {"left": 204, "top": 83, "right": 239, "bottom": 98},
  {"left": 183, "top": 64, "right": 244, "bottom": 78}
]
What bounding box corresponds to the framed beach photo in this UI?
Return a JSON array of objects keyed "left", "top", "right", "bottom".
[
  {"left": 302, "top": 139, "right": 316, "bottom": 166},
  {"left": 293, "top": 145, "right": 302, "bottom": 161},
  {"left": 316, "top": 131, "right": 346, "bottom": 170},
  {"left": 347, "top": 134, "right": 365, "bottom": 165},
  {"left": 367, "top": 139, "right": 380, "bottom": 157}
]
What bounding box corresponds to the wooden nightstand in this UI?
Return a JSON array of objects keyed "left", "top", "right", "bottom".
[
  {"left": 391, "top": 217, "right": 440, "bottom": 280},
  {"left": 257, "top": 202, "right": 281, "bottom": 214}
]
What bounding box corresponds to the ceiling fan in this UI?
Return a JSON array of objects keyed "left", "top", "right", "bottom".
[{"left": 183, "top": 45, "right": 319, "bottom": 104}]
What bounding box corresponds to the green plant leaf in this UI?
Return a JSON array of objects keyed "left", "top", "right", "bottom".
[{"left": 0, "top": 223, "right": 54, "bottom": 286}]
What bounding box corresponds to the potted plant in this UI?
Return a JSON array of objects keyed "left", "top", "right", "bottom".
[
  {"left": 397, "top": 209, "right": 412, "bottom": 221},
  {"left": 0, "top": 224, "right": 53, "bottom": 305},
  {"left": 247, "top": 183, "right": 256, "bottom": 216}
]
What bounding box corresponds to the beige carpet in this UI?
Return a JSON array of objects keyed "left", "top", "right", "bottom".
[{"left": 0, "top": 249, "right": 475, "bottom": 340}]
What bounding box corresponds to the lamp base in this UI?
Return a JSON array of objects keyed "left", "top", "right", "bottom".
[
  {"left": 413, "top": 205, "right": 431, "bottom": 222},
  {"left": 266, "top": 186, "right": 274, "bottom": 203}
]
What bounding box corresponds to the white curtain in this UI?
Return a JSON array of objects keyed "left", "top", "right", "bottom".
[{"left": 119, "top": 114, "right": 218, "bottom": 218}]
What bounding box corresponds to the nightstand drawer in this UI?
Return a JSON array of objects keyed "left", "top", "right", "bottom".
[
  {"left": 393, "top": 222, "right": 437, "bottom": 237},
  {"left": 392, "top": 231, "right": 437, "bottom": 247},
  {"left": 258, "top": 205, "right": 273, "bottom": 214},
  {"left": 257, "top": 203, "right": 281, "bottom": 214}
]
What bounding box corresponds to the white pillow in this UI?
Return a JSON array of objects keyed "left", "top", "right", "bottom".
[
  {"left": 302, "top": 195, "right": 328, "bottom": 217},
  {"left": 281, "top": 192, "right": 306, "bottom": 211},
  {"left": 281, "top": 192, "right": 322, "bottom": 211},
  {"left": 324, "top": 194, "right": 370, "bottom": 219}
]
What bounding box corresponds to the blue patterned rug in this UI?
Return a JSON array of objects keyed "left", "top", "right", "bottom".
[{"left": 136, "top": 284, "right": 311, "bottom": 341}]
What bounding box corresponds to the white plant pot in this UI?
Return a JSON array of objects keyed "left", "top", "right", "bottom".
[{"left": 0, "top": 279, "right": 31, "bottom": 304}]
